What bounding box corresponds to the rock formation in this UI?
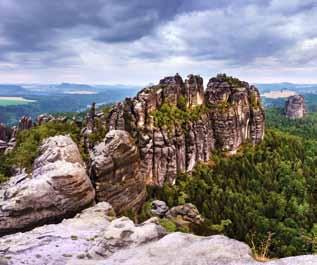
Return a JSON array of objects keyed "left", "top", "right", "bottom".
[
  {"left": 0, "top": 202, "right": 166, "bottom": 265},
  {"left": 0, "top": 203, "right": 316, "bottom": 265},
  {"left": 0, "top": 124, "right": 14, "bottom": 153},
  {"left": 90, "top": 130, "right": 146, "bottom": 213},
  {"left": 151, "top": 200, "right": 169, "bottom": 217},
  {"left": 107, "top": 73, "right": 265, "bottom": 186},
  {"left": 18, "top": 116, "right": 33, "bottom": 131},
  {"left": 285, "top": 95, "right": 306, "bottom": 119},
  {"left": 166, "top": 203, "right": 204, "bottom": 226},
  {"left": 0, "top": 135, "right": 95, "bottom": 236},
  {"left": 36, "top": 113, "right": 55, "bottom": 125}
]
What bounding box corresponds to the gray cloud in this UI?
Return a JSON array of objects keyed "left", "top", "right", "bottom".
[{"left": 0, "top": 0, "right": 316, "bottom": 82}]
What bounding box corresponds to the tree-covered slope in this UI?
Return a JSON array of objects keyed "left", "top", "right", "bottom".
[{"left": 144, "top": 109, "right": 317, "bottom": 258}]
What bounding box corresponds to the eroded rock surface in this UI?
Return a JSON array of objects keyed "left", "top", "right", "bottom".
[
  {"left": 107, "top": 73, "right": 265, "bottom": 185},
  {"left": 166, "top": 203, "right": 204, "bottom": 226},
  {"left": 285, "top": 95, "right": 306, "bottom": 119},
  {"left": 90, "top": 130, "right": 146, "bottom": 213},
  {"left": 151, "top": 200, "right": 169, "bottom": 217},
  {"left": 0, "top": 203, "right": 166, "bottom": 265},
  {"left": 18, "top": 116, "right": 33, "bottom": 131},
  {"left": 74, "top": 232, "right": 317, "bottom": 265},
  {"left": 0, "top": 135, "right": 95, "bottom": 236},
  {"left": 0, "top": 202, "right": 316, "bottom": 265}
]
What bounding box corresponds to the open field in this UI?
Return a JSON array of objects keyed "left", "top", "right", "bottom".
[{"left": 0, "top": 97, "right": 36, "bottom": 106}]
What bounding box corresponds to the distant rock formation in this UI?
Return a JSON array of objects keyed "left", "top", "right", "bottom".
[
  {"left": 107, "top": 73, "right": 265, "bottom": 186},
  {"left": 0, "top": 135, "right": 95, "bottom": 236},
  {"left": 18, "top": 116, "right": 33, "bottom": 131},
  {"left": 285, "top": 95, "right": 306, "bottom": 119},
  {"left": 36, "top": 113, "right": 55, "bottom": 125},
  {"left": 90, "top": 130, "right": 146, "bottom": 213}
]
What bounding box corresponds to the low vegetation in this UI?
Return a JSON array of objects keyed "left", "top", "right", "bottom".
[
  {"left": 216, "top": 73, "right": 246, "bottom": 87},
  {"left": 151, "top": 99, "right": 207, "bottom": 132}
]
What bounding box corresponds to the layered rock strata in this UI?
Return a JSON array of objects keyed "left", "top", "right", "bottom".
[
  {"left": 285, "top": 95, "right": 306, "bottom": 119},
  {"left": 0, "top": 135, "right": 95, "bottom": 236},
  {"left": 107, "top": 73, "right": 265, "bottom": 186},
  {"left": 90, "top": 130, "right": 146, "bottom": 213}
]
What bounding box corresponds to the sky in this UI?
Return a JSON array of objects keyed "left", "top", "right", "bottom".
[{"left": 0, "top": 0, "right": 317, "bottom": 85}]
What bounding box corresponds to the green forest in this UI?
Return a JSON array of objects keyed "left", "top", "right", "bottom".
[{"left": 143, "top": 109, "right": 317, "bottom": 258}]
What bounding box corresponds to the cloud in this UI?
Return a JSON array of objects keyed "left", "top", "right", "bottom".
[{"left": 0, "top": 0, "right": 316, "bottom": 83}]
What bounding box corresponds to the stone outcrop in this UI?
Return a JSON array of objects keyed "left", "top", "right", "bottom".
[
  {"left": 36, "top": 113, "right": 55, "bottom": 125},
  {"left": 0, "top": 124, "right": 12, "bottom": 142},
  {"left": 0, "top": 202, "right": 166, "bottom": 265},
  {"left": 0, "top": 135, "right": 95, "bottom": 236},
  {"left": 88, "top": 233, "right": 317, "bottom": 265},
  {"left": 0, "top": 124, "right": 14, "bottom": 153},
  {"left": 0, "top": 203, "right": 316, "bottom": 265},
  {"left": 150, "top": 200, "right": 203, "bottom": 226},
  {"left": 107, "top": 73, "right": 265, "bottom": 186},
  {"left": 90, "top": 130, "right": 146, "bottom": 213},
  {"left": 166, "top": 203, "right": 204, "bottom": 226},
  {"left": 18, "top": 116, "right": 33, "bottom": 131},
  {"left": 151, "top": 200, "right": 169, "bottom": 217},
  {"left": 285, "top": 95, "right": 306, "bottom": 119}
]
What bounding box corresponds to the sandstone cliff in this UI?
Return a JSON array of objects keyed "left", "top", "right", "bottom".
[
  {"left": 89, "top": 130, "right": 146, "bottom": 213},
  {"left": 106, "top": 73, "right": 265, "bottom": 186},
  {"left": 285, "top": 95, "right": 306, "bottom": 119}
]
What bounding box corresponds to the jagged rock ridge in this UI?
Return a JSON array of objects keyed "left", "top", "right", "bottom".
[{"left": 106, "top": 73, "right": 265, "bottom": 186}]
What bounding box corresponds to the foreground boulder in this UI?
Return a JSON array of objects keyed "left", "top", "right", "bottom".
[
  {"left": 0, "top": 203, "right": 166, "bottom": 265},
  {"left": 90, "top": 130, "right": 146, "bottom": 213},
  {"left": 285, "top": 95, "right": 306, "bottom": 119},
  {"left": 0, "top": 135, "right": 95, "bottom": 236},
  {"left": 87, "top": 233, "right": 317, "bottom": 265}
]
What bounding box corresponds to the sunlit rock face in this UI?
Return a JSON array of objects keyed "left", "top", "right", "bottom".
[
  {"left": 0, "top": 135, "right": 95, "bottom": 236},
  {"left": 206, "top": 75, "right": 265, "bottom": 153},
  {"left": 285, "top": 95, "right": 306, "bottom": 119},
  {"left": 107, "top": 74, "right": 265, "bottom": 186}
]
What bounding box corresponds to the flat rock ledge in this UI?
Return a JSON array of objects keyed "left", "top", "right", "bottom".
[
  {"left": 73, "top": 233, "right": 317, "bottom": 265},
  {"left": 0, "top": 135, "right": 95, "bottom": 236},
  {"left": 0, "top": 202, "right": 166, "bottom": 265}
]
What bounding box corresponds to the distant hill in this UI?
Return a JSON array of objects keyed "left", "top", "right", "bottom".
[
  {"left": 0, "top": 85, "right": 30, "bottom": 96},
  {"left": 256, "top": 83, "right": 317, "bottom": 94}
]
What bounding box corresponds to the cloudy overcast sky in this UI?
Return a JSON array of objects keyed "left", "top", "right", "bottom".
[{"left": 0, "top": 0, "right": 316, "bottom": 85}]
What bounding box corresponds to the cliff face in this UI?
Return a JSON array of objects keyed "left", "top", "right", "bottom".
[
  {"left": 285, "top": 95, "right": 306, "bottom": 119},
  {"left": 90, "top": 130, "right": 146, "bottom": 213},
  {"left": 107, "top": 74, "right": 265, "bottom": 186}
]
